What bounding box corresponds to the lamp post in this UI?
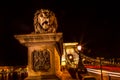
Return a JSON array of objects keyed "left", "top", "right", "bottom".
[
  {"left": 76, "top": 45, "right": 87, "bottom": 80},
  {"left": 77, "top": 45, "right": 87, "bottom": 74},
  {"left": 99, "top": 57, "right": 104, "bottom": 80},
  {"left": 77, "top": 45, "right": 83, "bottom": 68}
]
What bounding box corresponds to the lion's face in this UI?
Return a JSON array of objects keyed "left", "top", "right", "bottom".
[
  {"left": 34, "top": 9, "right": 58, "bottom": 33},
  {"left": 38, "top": 9, "right": 53, "bottom": 30}
]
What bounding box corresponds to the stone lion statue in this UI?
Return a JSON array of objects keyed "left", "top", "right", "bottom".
[{"left": 33, "top": 9, "right": 58, "bottom": 33}]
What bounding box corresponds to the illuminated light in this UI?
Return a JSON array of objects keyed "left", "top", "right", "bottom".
[
  {"left": 82, "top": 58, "right": 85, "bottom": 61},
  {"left": 61, "top": 58, "right": 66, "bottom": 61},
  {"left": 69, "top": 55, "right": 73, "bottom": 59},
  {"left": 109, "top": 74, "right": 120, "bottom": 77},
  {"left": 77, "top": 45, "right": 82, "bottom": 51},
  {"left": 107, "top": 71, "right": 120, "bottom": 75},
  {"left": 63, "top": 42, "right": 78, "bottom": 46},
  {"left": 87, "top": 68, "right": 101, "bottom": 74},
  {"left": 61, "top": 61, "right": 66, "bottom": 66},
  {"left": 68, "top": 54, "right": 73, "bottom": 60}
]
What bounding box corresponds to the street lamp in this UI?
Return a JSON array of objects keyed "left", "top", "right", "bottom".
[
  {"left": 76, "top": 45, "right": 88, "bottom": 80},
  {"left": 77, "top": 45, "right": 82, "bottom": 51},
  {"left": 77, "top": 45, "right": 87, "bottom": 74},
  {"left": 77, "top": 45, "right": 82, "bottom": 68}
]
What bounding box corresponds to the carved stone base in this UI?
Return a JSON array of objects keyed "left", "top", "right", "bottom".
[
  {"left": 24, "top": 75, "right": 60, "bottom": 80},
  {"left": 14, "top": 33, "right": 63, "bottom": 80}
]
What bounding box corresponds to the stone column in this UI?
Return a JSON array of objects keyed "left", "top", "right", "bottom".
[{"left": 14, "top": 33, "right": 63, "bottom": 80}]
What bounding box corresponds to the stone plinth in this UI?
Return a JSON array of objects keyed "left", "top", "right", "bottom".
[{"left": 14, "top": 33, "right": 63, "bottom": 80}]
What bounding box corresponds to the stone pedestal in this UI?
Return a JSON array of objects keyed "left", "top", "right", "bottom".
[{"left": 14, "top": 33, "right": 63, "bottom": 80}]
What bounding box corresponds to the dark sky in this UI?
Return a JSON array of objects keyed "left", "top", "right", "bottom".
[{"left": 0, "top": 0, "right": 120, "bottom": 65}]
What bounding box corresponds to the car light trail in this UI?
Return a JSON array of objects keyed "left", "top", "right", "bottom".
[{"left": 87, "top": 68, "right": 120, "bottom": 77}]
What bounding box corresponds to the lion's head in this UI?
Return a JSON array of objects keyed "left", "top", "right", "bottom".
[{"left": 33, "top": 9, "right": 58, "bottom": 33}]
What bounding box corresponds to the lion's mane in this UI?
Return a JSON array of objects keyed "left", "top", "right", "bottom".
[{"left": 33, "top": 9, "right": 58, "bottom": 34}]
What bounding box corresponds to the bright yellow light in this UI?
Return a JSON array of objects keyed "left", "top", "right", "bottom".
[
  {"left": 61, "top": 61, "right": 66, "bottom": 66},
  {"left": 69, "top": 55, "right": 73, "bottom": 59},
  {"left": 63, "top": 42, "right": 78, "bottom": 46},
  {"left": 61, "top": 58, "right": 66, "bottom": 61}
]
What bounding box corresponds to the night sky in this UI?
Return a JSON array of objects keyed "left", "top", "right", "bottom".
[{"left": 0, "top": 0, "right": 120, "bottom": 65}]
